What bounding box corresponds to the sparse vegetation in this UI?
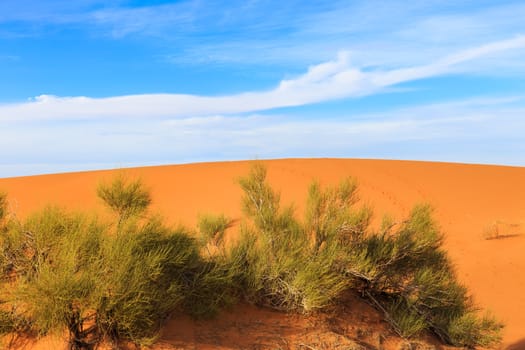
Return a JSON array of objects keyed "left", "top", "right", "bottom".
[
  {"left": 0, "top": 165, "right": 504, "bottom": 349},
  {"left": 0, "top": 192, "right": 7, "bottom": 224},
  {"left": 97, "top": 174, "right": 151, "bottom": 225},
  {"left": 197, "top": 213, "right": 232, "bottom": 247}
]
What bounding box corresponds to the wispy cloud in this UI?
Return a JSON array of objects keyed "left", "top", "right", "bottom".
[
  {"left": 1, "top": 36, "right": 523, "bottom": 121},
  {"left": 157, "top": 1, "right": 525, "bottom": 68},
  {"left": 2, "top": 1, "right": 525, "bottom": 69},
  {"left": 1, "top": 95, "right": 524, "bottom": 177}
]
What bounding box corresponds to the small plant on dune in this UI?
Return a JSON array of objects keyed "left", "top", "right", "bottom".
[
  {"left": 94, "top": 176, "right": 219, "bottom": 346},
  {"left": 229, "top": 163, "right": 364, "bottom": 312},
  {"left": 94, "top": 216, "right": 200, "bottom": 347},
  {"left": 447, "top": 312, "right": 503, "bottom": 347},
  {"left": 198, "top": 213, "right": 232, "bottom": 248},
  {"left": 1, "top": 207, "right": 105, "bottom": 349},
  {"left": 0, "top": 191, "right": 7, "bottom": 224},
  {"left": 97, "top": 174, "right": 151, "bottom": 225},
  {"left": 185, "top": 213, "right": 242, "bottom": 318},
  {"left": 304, "top": 177, "right": 372, "bottom": 252}
]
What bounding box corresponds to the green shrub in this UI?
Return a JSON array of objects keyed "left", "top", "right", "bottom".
[
  {"left": 189, "top": 213, "right": 246, "bottom": 318},
  {"left": 0, "top": 192, "right": 7, "bottom": 223},
  {"left": 7, "top": 207, "right": 105, "bottom": 349},
  {"left": 341, "top": 204, "right": 502, "bottom": 346},
  {"left": 231, "top": 164, "right": 502, "bottom": 347},
  {"left": 0, "top": 309, "right": 24, "bottom": 335},
  {"left": 0, "top": 176, "right": 205, "bottom": 349},
  {"left": 97, "top": 174, "right": 151, "bottom": 225},
  {"left": 231, "top": 164, "right": 356, "bottom": 312},
  {"left": 181, "top": 255, "right": 240, "bottom": 318},
  {"left": 95, "top": 217, "right": 199, "bottom": 346},
  {"left": 197, "top": 213, "right": 232, "bottom": 247},
  {"left": 94, "top": 176, "right": 239, "bottom": 344},
  {"left": 305, "top": 178, "right": 371, "bottom": 250},
  {"left": 383, "top": 297, "right": 426, "bottom": 338},
  {"left": 448, "top": 312, "right": 504, "bottom": 348}
]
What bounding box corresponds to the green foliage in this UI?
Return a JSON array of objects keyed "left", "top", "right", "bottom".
[
  {"left": 305, "top": 178, "right": 371, "bottom": 249},
  {"left": 0, "top": 175, "right": 242, "bottom": 348},
  {"left": 198, "top": 213, "right": 232, "bottom": 246},
  {"left": 0, "top": 191, "right": 7, "bottom": 223},
  {"left": 232, "top": 164, "right": 356, "bottom": 312},
  {"left": 182, "top": 213, "right": 240, "bottom": 318},
  {"left": 0, "top": 206, "right": 103, "bottom": 280},
  {"left": 384, "top": 297, "right": 427, "bottom": 338},
  {"left": 342, "top": 204, "right": 502, "bottom": 346},
  {"left": 181, "top": 255, "right": 240, "bottom": 318},
  {"left": 448, "top": 312, "right": 504, "bottom": 348},
  {"left": 97, "top": 174, "right": 151, "bottom": 223},
  {"left": 95, "top": 217, "right": 199, "bottom": 346},
  {"left": 4, "top": 207, "right": 105, "bottom": 348},
  {"left": 232, "top": 164, "right": 502, "bottom": 347},
  {"left": 0, "top": 309, "right": 23, "bottom": 335}
]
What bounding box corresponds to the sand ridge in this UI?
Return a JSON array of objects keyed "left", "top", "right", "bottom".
[{"left": 0, "top": 158, "right": 524, "bottom": 348}]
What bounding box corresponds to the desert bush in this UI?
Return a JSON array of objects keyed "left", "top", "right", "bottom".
[
  {"left": 341, "top": 204, "right": 503, "bottom": 347},
  {"left": 231, "top": 164, "right": 354, "bottom": 312},
  {"left": 181, "top": 254, "right": 241, "bottom": 318},
  {"left": 230, "top": 164, "right": 502, "bottom": 348},
  {"left": 0, "top": 176, "right": 209, "bottom": 349},
  {"left": 197, "top": 213, "right": 232, "bottom": 247},
  {"left": 4, "top": 207, "right": 105, "bottom": 349},
  {"left": 94, "top": 217, "right": 199, "bottom": 346},
  {"left": 0, "top": 309, "right": 23, "bottom": 335},
  {"left": 94, "top": 176, "right": 240, "bottom": 343},
  {"left": 0, "top": 192, "right": 7, "bottom": 223},
  {"left": 447, "top": 312, "right": 503, "bottom": 347},
  {"left": 0, "top": 310, "right": 14, "bottom": 336},
  {"left": 305, "top": 178, "right": 372, "bottom": 250},
  {"left": 97, "top": 174, "right": 151, "bottom": 225},
  {"left": 0, "top": 192, "right": 14, "bottom": 275},
  {"left": 7, "top": 207, "right": 201, "bottom": 348},
  {"left": 186, "top": 213, "right": 248, "bottom": 318},
  {"left": 383, "top": 297, "right": 426, "bottom": 338}
]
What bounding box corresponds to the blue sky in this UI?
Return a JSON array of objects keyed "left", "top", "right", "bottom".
[{"left": 1, "top": 0, "right": 525, "bottom": 177}]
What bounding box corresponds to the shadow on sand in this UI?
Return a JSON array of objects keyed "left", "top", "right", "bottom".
[{"left": 507, "top": 338, "right": 525, "bottom": 350}]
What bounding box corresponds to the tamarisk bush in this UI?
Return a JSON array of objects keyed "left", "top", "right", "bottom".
[
  {"left": 229, "top": 164, "right": 356, "bottom": 312},
  {"left": 225, "top": 164, "right": 503, "bottom": 348},
  {"left": 0, "top": 177, "right": 223, "bottom": 349}
]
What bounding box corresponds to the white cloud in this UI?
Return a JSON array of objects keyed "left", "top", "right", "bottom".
[
  {"left": 155, "top": 1, "right": 525, "bottom": 69},
  {"left": 1, "top": 95, "right": 524, "bottom": 177},
  {"left": 2, "top": 36, "right": 524, "bottom": 122}
]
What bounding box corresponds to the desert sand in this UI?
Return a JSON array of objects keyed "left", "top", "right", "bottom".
[{"left": 0, "top": 158, "right": 524, "bottom": 349}]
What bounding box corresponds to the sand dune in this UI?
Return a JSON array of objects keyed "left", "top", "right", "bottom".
[{"left": 1, "top": 158, "right": 524, "bottom": 348}]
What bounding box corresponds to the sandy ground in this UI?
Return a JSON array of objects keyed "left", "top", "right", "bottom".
[{"left": 0, "top": 158, "right": 524, "bottom": 349}]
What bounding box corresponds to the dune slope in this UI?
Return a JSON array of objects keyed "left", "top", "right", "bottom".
[{"left": 0, "top": 158, "right": 524, "bottom": 348}]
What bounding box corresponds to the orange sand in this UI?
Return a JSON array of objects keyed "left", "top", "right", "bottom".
[{"left": 0, "top": 158, "right": 524, "bottom": 349}]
